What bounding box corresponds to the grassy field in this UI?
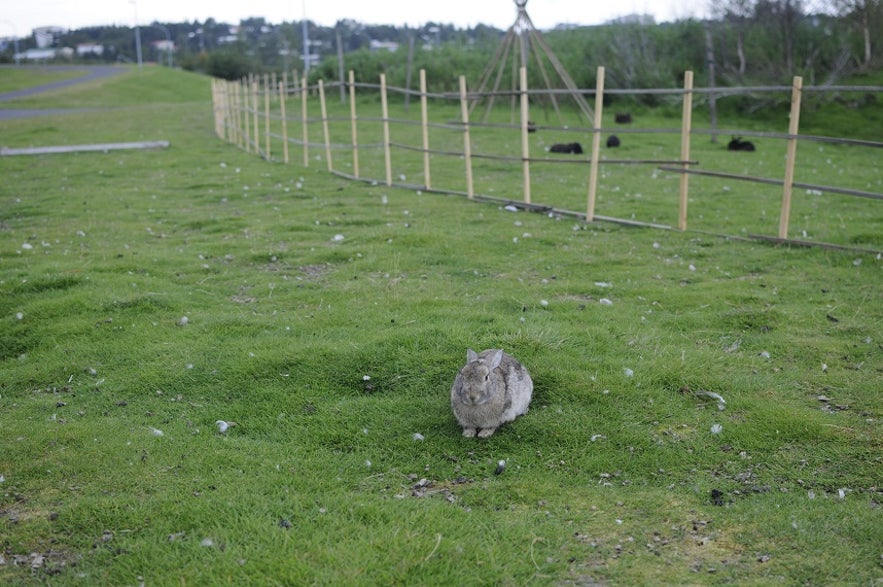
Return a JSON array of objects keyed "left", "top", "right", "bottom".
[
  {"left": 0, "top": 67, "right": 91, "bottom": 95},
  {"left": 1, "top": 66, "right": 881, "bottom": 585}
]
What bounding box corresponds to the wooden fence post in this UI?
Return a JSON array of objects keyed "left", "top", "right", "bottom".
[
  {"left": 779, "top": 76, "right": 803, "bottom": 239},
  {"left": 419, "top": 69, "right": 431, "bottom": 190},
  {"left": 459, "top": 76, "right": 475, "bottom": 200},
  {"left": 587, "top": 66, "right": 605, "bottom": 222},
  {"left": 242, "top": 79, "right": 251, "bottom": 154},
  {"left": 301, "top": 77, "right": 309, "bottom": 167},
  {"left": 221, "top": 81, "right": 230, "bottom": 141},
  {"left": 211, "top": 80, "right": 219, "bottom": 138},
  {"left": 318, "top": 79, "right": 332, "bottom": 172},
  {"left": 231, "top": 82, "right": 240, "bottom": 148},
  {"left": 678, "top": 70, "right": 694, "bottom": 231},
  {"left": 348, "top": 70, "right": 360, "bottom": 178},
  {"left": 519, "top": 66, "right": 531, "bottom": 205},
  {"left": 251, "top": 77, "right": 260, "bottom": 156},
  {"left": 381, "top": 73, "right": 393, "bottom": 186},
  {"left": 264, "top": 75, "right": 271, "bottom": 159},
  {"left": 279, "top": 81, "right": 289, "bottom": 164}
]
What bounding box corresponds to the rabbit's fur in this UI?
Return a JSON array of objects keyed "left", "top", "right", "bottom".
[{"left": 451, "top": 348, "right": 533, "bottom": 438}]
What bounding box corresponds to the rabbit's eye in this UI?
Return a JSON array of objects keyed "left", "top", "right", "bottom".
[{"left": 484, "top": 374, "right": 489, "bottom": 381}]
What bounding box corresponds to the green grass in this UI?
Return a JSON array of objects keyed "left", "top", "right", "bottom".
[
  {"left": 0, "top": 67, "right": 94, "bottom": 94},
  {"left": 1, "top": 66, "right": 881, "bottom": 585}
]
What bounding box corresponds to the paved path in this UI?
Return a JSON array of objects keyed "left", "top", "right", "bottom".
[{"left": 0, "top": 65, "right": 128, "bottom": 119}]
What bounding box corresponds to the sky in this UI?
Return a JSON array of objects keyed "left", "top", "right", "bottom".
[{"left": 1, "top": 0, "right": 707, "bottom": 38}]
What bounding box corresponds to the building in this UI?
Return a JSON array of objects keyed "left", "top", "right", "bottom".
[
  {"left": 15, "top": 47, "right": 74, "bottom": 61},
  {"left": 151, "top": 40, "right": 175, "bottom": 52},
  {"left": 369, "top": 40, "right": 399, "bottom": 52},
  {"left": 76, "top": 43, "right": 104, "bottom": 57},
  {"left": 33, "top": 26, "right": 66, "bottom": 48}
]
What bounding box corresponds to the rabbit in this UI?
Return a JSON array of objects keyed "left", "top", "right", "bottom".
[{"left": 451, "top": 348, "right": 533, "bottom": 438}]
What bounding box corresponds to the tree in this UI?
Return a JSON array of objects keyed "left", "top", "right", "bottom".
[
  {"left": 831, "top": 0, "right": 882, "bottom": 68},
  {"left": 715, "top": 0, "right": 755, "bottom": 76}
]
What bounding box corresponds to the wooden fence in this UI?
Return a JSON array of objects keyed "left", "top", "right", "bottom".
[{"left": 211, "top": 66, "right": 883, "bottom": 253}]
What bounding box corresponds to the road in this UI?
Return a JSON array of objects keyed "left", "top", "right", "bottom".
[{"left": 0, "top": 65, "right": 128, "bottom": 120}]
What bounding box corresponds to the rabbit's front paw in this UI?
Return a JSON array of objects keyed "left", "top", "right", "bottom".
[
  {"left": 462, "top": 428, "right": 477, "bottom": 438},
  {"left": 477, "top": 427, "right": 497, "bottom": 438}
]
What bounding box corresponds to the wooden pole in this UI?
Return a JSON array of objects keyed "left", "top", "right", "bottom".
[
  {"left": 237, "top": 81, "right": 245, "bottom": 150},
  {"left": 779, "top": 76, "right": 803, "bottom": 239},
  {"left": 219, "top": 81, "right": 229, "bottom": 140},
  {"left": 212, "top": 80, "right": 221, "bottom": 138},
  {"left": 279, "top": 81, "right": 289, "bottom": 164},
  {"left": 301, "top": 76, "right": 309, "bottom": 167},
  {"left": 211, "top": 80, "right": 218, "bottom": 138},
  {"left": 251, "top": 77, "right": 260, "bottom": 156},
  {"left": 264, "top": 74, "right": 271, "bottom": 159},
  {"left": 231, "top": 82, "right": 239, "bottom": 148},
  {"left": 381, "top": 73, "right": 393, "bottom": 187},
  {"left": 348, "top": 70, "right": 360, "bottom": 178},
  {"left": 318, "top": 79, "right": 332, "bottom": 172},
  {"left": 587, "top": 66, "right": 605, "bottom": 222},
  {"left": 459, "top": 75, "right": 475, "bottom": 200},
  {"left": 678, "top": 70, "right": 694, "bottom": 231},
  {"left": 242, "top": 79, "right": 251, "bottom": 153},
  {"left": 419, "top": 69, "right": 431, "bottom": 190},
  {"left": 519, "top": 66, "right": 531, "bottom": 205}
]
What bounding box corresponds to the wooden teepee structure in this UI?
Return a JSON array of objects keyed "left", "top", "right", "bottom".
[{"left": 470, "top": 0, "right": 594, "bottom": 123}]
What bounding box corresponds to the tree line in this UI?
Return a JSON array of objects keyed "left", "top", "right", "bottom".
[{"left": 2, "top": 0, "right": 880, "bottom": 96}]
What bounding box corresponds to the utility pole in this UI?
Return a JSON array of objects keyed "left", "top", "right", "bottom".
[
  {"left": 131, "top": 0, "right": 143, "bottom": 68},
  {"left": 302, "top": 0, "right": 310, "bottom": 75}
]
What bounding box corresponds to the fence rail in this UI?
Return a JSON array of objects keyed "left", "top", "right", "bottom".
[{"left": 211, "top": 68, "right": 883, "bottom": 253}]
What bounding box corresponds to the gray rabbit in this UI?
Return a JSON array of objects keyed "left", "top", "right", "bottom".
[{"left": 451, "top": 348, "right": 533, "bottom": 438}]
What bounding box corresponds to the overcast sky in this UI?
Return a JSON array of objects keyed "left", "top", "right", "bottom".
[{"left": 1, "top": 0, "right": 707, "bottom": 38}]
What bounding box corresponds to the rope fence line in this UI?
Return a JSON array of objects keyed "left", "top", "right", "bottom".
[{"left": 210, "top": 68, "right": 882, "bottom": 253}]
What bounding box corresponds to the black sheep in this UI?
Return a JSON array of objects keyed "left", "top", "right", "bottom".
[
  {"left": 549, "top": 142, "right": 583, "bottom": 154},
  {"left": 615, "top": 112, "right": 632, "bottom": 124},
  {"left": 606, "top": 135, "right": 621, "bottom": 148},
  {"left": 728, "top": 136, "right": 756, "bottom": 152}
]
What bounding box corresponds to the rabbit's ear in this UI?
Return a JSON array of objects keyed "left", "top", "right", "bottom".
[
  {"left": 489, "top": 349, "right": 503, "bottom": 370},
  {"left": 467, "top": 348, "right": 478, "bottom": 363}
]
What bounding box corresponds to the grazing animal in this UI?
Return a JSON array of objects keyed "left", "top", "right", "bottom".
[
  {"left": 527, "top": 120, "right": 537, "bottom": 133},
  {"left": 728, "top": 136, "right": 756, "bottom": 152},
  {"left": 606, "top": 135, "right": 621, "bottom": 148},
  {"left": 451, "top": 348, "right": 533, "bottom": 438},
  {"left": 615, "top": 112, "right": 632, "bottom": 124},
  {"left": 549, "top": 142, "right": 583, "bottom": 154}
]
